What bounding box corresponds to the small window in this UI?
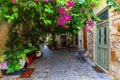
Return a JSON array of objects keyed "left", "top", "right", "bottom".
[{"left": 97, "top": 9, "right": 108, "bottom": 24}]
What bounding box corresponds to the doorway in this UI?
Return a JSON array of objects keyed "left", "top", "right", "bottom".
[
  {"left": 96, "top": 9, "right": 109, "bottom": 70},
  {"left": 60, "top": 35, "right": 66, "bottom": 48},
  {"left": 83, "top": 31, "right": 87, "bottom": 50},
  {"left": 96, "top": 21, "right": 109, "bottom": 70}
]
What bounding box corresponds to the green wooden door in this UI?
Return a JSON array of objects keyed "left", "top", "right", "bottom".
[{"left": 96, "top": 21, "right": 109, "bottom": 70}]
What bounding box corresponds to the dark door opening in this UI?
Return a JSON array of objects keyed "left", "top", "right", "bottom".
[
  {"left": 83, "top": 31, "right": 87, "bottom": 50},
  {"left": 60, "top": 35, "right": 66, "bottom": 48}
]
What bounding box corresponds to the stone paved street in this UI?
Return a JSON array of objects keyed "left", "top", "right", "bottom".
[
  {"left": 2, "top": 46, "right": 113, "bottom": 80},
  {"left": 28, "top": 46, "right": 113, "bottom": 80}
]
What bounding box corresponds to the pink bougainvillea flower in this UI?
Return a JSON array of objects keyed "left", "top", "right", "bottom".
[
  {"left": 68, "top": 1, "right": 74, "bottom": 6},
  {"left": 13, "top": 0, "right": 16, "bottom": 3},
  {"left": 86, "top": 21, "right": 90, "bottom": 27},
  {"left": 63, "top": 25, "right": 68, "bottom": 28},
  {"left": 35, "top": 0, "right": 39, "bottom": 2},
  {"left": 90, "top": 21, "right": 94, "bottom": 28},
  {"left": 64, "top": 15, "right": 71, "bottom": 21},
  {"left": 83, "top": 27, "right": 89, "bottom": 32},
  {"left": 44, "top": 0, "right": 49, "bottom": 3},
  {"left": 86, "top": 23, "right": 89, "bottom": 27},
  {"left": 91, "top": 4, "right": 94, "bottom": 8},
  {"left": 0, "top": 63, "right": 4, "bottom": 68},
  {"left": 57, "top": 1, "right": 72, "bottom": 28},
  {"left": 66, "top": 1, "right": 74, "bottom": 8},
  {"left": 67, "top": 11, "right": 71, "bottom": 14},
  {"left": 56, "top": 16, "right": 58, "bottom": 19},
  {"left": 58, "top": 8, "right": 65, "bottom": 14},
  {"left": 86, "top": 21, "right": 94, "bottom": 28},
  {"left": 80, "top": 8, "right": 83, "bottom": 11},
  {"left": 60, "top": 17, "right": 66, "bottom": 22},
  {"left": 58, "top": 20, "right": 64, "bottom": 26},
  {"left": 100, "top": 21, "right": 104, "bottom": 25},
  {"left": 86, "top": 8, "right": 89, "bottom": 12},
  {"left": 5, "top": 61, "right": 8, "bottom": 64},
  {"left": 86, "top": 21, "right": 89, "bottom": 24},
  {"left": 57, "top": 14, "right": 71, "bottom": 27}
]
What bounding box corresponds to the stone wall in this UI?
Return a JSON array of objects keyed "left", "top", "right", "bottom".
[
  {"left": 66, "top": 34, "right": 76, "bottom": 47},
  {"left": 87, "top": 30, "right": 94, "bottom": 61},
  {"left": 109, "top": 9, "right": 120, "bottom": 79}
]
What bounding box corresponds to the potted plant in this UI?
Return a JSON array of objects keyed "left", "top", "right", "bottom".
[
  {"left": 47, "top": 40, "right": 57, "bottom": 50},
  {"left": 0, "top": 44, "right": 37, "bottom": 74}
]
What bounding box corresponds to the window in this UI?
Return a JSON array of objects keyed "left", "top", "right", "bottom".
[
  {"left": 97, "top": 9, "right": 108, "bottom": 24},
  {"left": 99, "top": 29, "right": 101, "bottom": 44}
]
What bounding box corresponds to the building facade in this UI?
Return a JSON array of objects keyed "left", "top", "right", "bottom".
[{"left": 78, "top": 0, "right": 120, "bottom": 79}]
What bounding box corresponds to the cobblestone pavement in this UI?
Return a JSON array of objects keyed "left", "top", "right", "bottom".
[{"left": 2, "top": 46, "right": 113, "bottom": 80}]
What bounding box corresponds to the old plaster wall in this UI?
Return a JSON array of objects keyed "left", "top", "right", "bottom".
[
  {"left": 0, "top": 22, "right": 9, "bottom": 52},
  {"left": 0, "top": 22, "right": 9, "bottom": 78}
]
